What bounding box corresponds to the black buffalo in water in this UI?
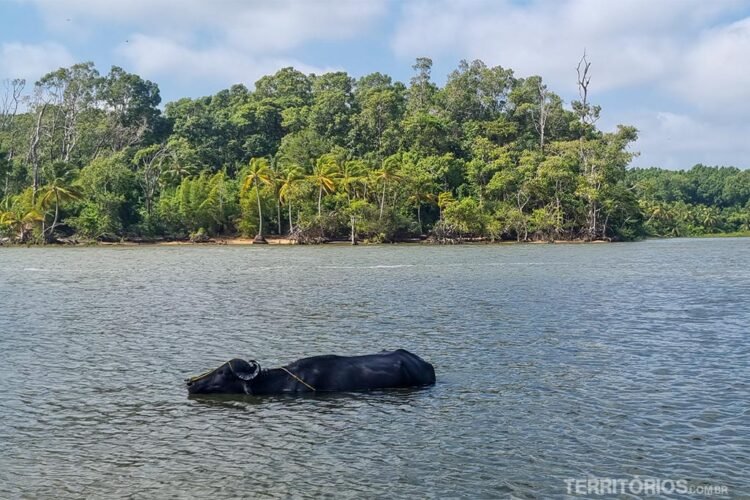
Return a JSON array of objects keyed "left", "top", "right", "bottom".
[{"left": 185, "top": 349, "right": 435, "bottom": 395}]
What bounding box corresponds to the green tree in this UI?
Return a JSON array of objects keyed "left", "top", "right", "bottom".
[
  {"left": 309, "top": 72, "right": 356, "bottom": 146},
  {"left": 308, "top": 154, "right": 338, "bottom": 216},
  {"left": 443, "top": 197, "right": 485, "bottom": 238},
  {"left": 242, "top": 158, "right": 273, "bottom": 239},
  {"left": 375, "top": 154, "right": 404, "bottom": 219},
  {"left": 407, "top": 58, "right": 437, "bottom": 114},
  {"left": 99, "top": 65, "right": 163, "bottom": 151},
  {"left": 441, "top": 59, "right": 514, "bottom": 123},
  {"left": 133, "top": 143, "right": 173, "bottom": 217},
  {"left": 338, "top": 159, "right": 367, "bottom": 202},
  {"left": 69, "top": 153, "right": 136, "bottom": 238},
  {"left": 351, "top": 73, "right": 406, "bottom": 157},
  {"left": 279, "top": 165, "right": 305, "bottom": 232},
  {"left": 38, "top": 162, "right": 82, "bottom": 240}
]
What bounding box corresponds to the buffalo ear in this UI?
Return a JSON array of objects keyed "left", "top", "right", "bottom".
[{"left": 229, "top": 359, "right": 261, "bottom": 381}]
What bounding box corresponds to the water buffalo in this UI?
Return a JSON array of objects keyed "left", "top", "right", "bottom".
[{"left": 185, "top": 349, "right": 436, "bottom": 395}]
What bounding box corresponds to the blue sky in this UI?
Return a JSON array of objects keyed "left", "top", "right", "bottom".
[{"left": 2, "top": 0, "right": 750, "bottom": 169}]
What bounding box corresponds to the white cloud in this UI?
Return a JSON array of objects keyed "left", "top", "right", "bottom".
[
  {"left": 392, "top": 0, "right": 750, "bottom": 168},
  {"left": 30, "top": 0, "right": 387, "bottom": 53},
  {"left": 0, "top": 41, "right": 75, "bottom": 81},
  {"left": 222, "top": 2, "right": 387, "bottom": 53},
  {"left": 620, "top": 110, "right": 750, "bottom": 169},
  {"left": 391, "top": 0, "right": 744, "bottom": 94},
  {"left": 672, "top": 18, "right": 750, "bottom": 115},
  {"left": 26, "top": 0, "right": 385, "bottom": 90},
  {"left": 115, "top": 34, "right": 336, "bottom": 88},
  {"left": 14, "top": 0, "right": 750, "bottom": 169}
]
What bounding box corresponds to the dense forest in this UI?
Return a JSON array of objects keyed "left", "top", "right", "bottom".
[{"left": 0, "top": 58, "right": 748, "bottom": 244}]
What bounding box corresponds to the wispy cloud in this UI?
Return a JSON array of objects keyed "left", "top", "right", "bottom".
[
  {"left": 7, "top": 0, "right": 750, "bottom": 168},
  {"left": 672, "top": 17, "right": 750, "bottom": 116},
  {"left": 391, "top": 0, "right": 744, "bottom": 94},
  {"left": 0, "top": 41, "right": 75, "bottom": 82},
  {"left": 30, "top": 0, "right": 388, "bottom": 53},
  {"left": 26, "top": 0, "right": 386, "bottom": 88},
  {"left": 115, "top": 34, "right": 337, "bottom": 86},
  {"left": 391, "top": 0, "right": 750, "bottom": 168},
  {"left": 622, "top": 110, "right": 750, "bottom": 169}
]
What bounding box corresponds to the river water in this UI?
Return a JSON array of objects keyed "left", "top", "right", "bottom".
[{"left": 0, "top": 239, "right": 748, "bottom": 498}]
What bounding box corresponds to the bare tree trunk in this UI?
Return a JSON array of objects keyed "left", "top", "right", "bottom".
[
  {"left": 602, "top": 211, "right": 610, "bottom": 240},
  {"left": 516, "top": 190, "right": 529, "bottom": 241},
  {"left": 277, "top": 199, "right": 282, "bottom": 235},
  {"left": 379, "top": 183, "right": 386, "bottom": 220},
  {"left": 534, "top": 80, "right": 550, "bottom": 151},
  {"left": 1, "top": 80, "right": 24, "bottom": 195},
  {"left": 28, "top": 103, "right": 48, "bottom": 201},
  {"left": 45, "top": 189, "right": 60, "bottom": 243},
  {"left": 0, "top": 78, "right": 25, "bottom": 130},
  {"left": 255, "top": 183, "right": 263, "bottom": 236},
  {"left": 62, "top": 96, "right": 79, "bottom": 163},
  {"left": 2, "top": 147, "right": 11, "bottom": 200},
  {"left": 138, "top": 145, "right": 170, "bottom": 218},
  {"left": 577, "top": 52, "right": 598, "bottom": 240},
  {"left": 53, "top": 191, "right": 60, "bottom": 232}
]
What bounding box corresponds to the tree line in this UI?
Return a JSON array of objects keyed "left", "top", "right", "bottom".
[
  {"left": 0, "top": 57, "right": 747, "bottom": 244},
  {"left": 628, "top": 165, "right": 750, "bottom": 237}
]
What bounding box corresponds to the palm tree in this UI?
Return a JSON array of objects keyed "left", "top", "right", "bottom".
[
  {"left": 308, "top": 155, "right": 338, "bottom": 217},
  {"left": 38, "top": 162, "right": 82, "bottom": 241},
  {"left": 279, "top": 165, "right": 304, "bottom": 233},
  {"left": 242, "top": 157, "right": 272, "bottom": 242},
  {"left": 699, "top": 206, "right": 720, "bottom": 232},
  {"left": 339, "top": 160, "right": 366, "bottom": 202},
  {"left": 0, "top": 210, "right": 21, "bottom": 240},
  {"left": 268, "top": 156, "right": 285, "bottom": 235},
  {"left": 407, "top": 182, "right": 436, "bottom": 234},
  {"left": 375, "top": 156, "right": 402, "bottom": 220}
]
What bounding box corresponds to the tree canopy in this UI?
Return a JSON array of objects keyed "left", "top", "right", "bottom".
[{"left": 0, "top": 59, "right": 747, "bottom": 244}]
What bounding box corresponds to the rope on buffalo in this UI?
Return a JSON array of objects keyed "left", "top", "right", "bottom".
[
  {"left": 186, "top": 364, "right": 222, "bottom": 383},
  {"left": 280, "top": 367, "right": 316, "bottom": 392}
]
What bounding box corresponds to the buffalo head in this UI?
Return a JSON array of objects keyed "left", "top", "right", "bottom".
[{"left": 185, "top": 359, "right": 261, "bottom": 394}]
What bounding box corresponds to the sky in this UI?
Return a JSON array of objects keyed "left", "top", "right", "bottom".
[{"left": 1, "top": 0, "right": 750, "bottom": 169}]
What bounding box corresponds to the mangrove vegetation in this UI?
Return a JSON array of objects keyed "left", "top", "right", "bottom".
[{"left": 1, "top": 58, "right": 748, "bottom": 244}]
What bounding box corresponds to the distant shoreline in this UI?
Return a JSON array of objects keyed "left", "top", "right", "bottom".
[
  {"left": 2, "top": 235, "right": 615, "bottom": 247},
  {"left": 131, "top": 237, "right": 616, "bottom": 246},
  {"left": 3, "top": 234, "right": 747, "bottom": 248}
]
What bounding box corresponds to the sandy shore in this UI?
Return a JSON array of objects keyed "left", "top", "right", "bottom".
[
  {"left": 155, "top": 236, "right": 297, "bottom": 246},
  {"left": 127, "top": 236, "right": 614, "bottom": 246}
]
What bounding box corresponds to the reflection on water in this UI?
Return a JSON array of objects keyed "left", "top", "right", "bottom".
[
  {"left": 187, "top": 387, "right": 431, "bottom": 409},
  {"left": 1, "top": 239, "right": 748, "bottom": 498}
]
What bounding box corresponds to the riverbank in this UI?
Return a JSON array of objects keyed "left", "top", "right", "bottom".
[
  {"left": 2, "top": 234, "right": 748, "bottom": 247},
  {"left": 695, "top": 230, "right": 750, "bottom": 238},
  {"left": 149, "top": 236, "right": 298, "bottom": 246},
  {"left": 0, "top": 235, "right": 622, "bottom": 247},
  {"left": 164, "top": 237, "right": 612, "bottom": 246}
]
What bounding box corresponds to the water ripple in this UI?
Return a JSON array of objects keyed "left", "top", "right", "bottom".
[{"left": 0, "top": 239, "right": 748, "bottom": 498}]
